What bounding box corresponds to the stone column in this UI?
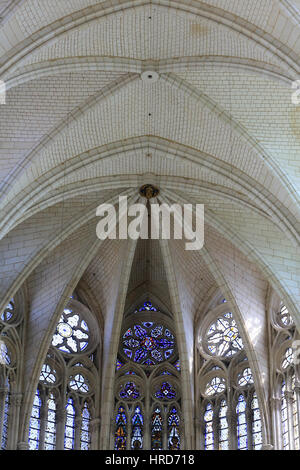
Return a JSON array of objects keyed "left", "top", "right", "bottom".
[
  {"left": 90, "top": 417, "right": 101, "bottom": 450},
  {"left": 261, "top": 444, "right": 274, "bottom": 450},
  {"left": 10, "top": 393, "right": 23, "bottom": 450},
  {"left": 17, "top": 441, "right": 29, "bottom": 450}
]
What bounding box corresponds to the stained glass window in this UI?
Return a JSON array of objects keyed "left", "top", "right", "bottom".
[
  {"left": 69, "top": 374, "right": 89, "bottom": 393},
  {"left": 206, "top": 312, "right": 243, "bottom": 357},
  {"left": 155, "top": 382, "right": 176, "bottom": 401},
  {"left": 292, "top": 375, "right": 299, "bottom": 450},
  {"left": 52, "top": 308, "right": 89, "bottom": 354},
  {"left": 204, "top": 403, "right": 214, "bottom": 450},
  {"left": 44, "top": 394, "right": 56, "bottom": 450},
  {"left": 205, "top": 377, "right": 226, "bottom": 396},
  {"left": 251, "top": 393, "right": 262, "bottom": 450},
  {"left": 134, "top": 301, "right": 158, "bottom": 312},
  {"left": 0, "top": 340, "right": 11, "bottom": 366},
  {"left": 282, "top": 348, "right": 294, "bottom": 370},
  {"left": 151, "top": 408, "right": 163, "bottom": 450},
  {"left": 131, "top": 406, "right": 143, "bottom": 449},
  {"left": 236, "top": 394, "right": 248, "bottom": 450},
  {"left": 39, "top": 364, "right": 56, "bottom": 385},
  {"left": 174, "top": 360, "right": 181, "bottom": 371},
  {"left": 278, "top": 304, "right": 293, "bottom": 327},
  {"left": 1, "top": 300, "right": 14, "bottom": 323},
  {"left": 1, "top": 378, "right": 10, "bottom": 450},
  {"left": 168, "top": 407, "right": 180, "bottom": 450},
  {"left": 116, "top": 359, "right": 124, "bottom": 370},
  {"left": 238, "top": 368, "right": 254, "bottom": 387},
  {"left": 122, "top": 322, "right": 175, "bottom": 365},
  {"left": 28, "top": 389, "right": 41, "bottom": 450},
  {"left": 119, "top": 382, "right": 140, "bottom": 400},
  {"left": 281, "top": 381, "right": 289, "bottom": 449},
  {"left": 115, "top": 406, "right": 127, "bottom": 450},
  {"left": 80, "top": 402, "right": 91, "bottom": 450},
  {"left": 219, "top": 400, "right": 229, "bottom": 450},
  {"left": 64, "top": 398, "right": 76, "bottom": 450}
]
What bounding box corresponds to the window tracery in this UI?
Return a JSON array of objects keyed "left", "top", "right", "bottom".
[
  {"left": 28, "top": 298, "right": 100, "bottom": 450},
  {"left": 114, "top": 300, "right": 182, "bottom": 450},
  {"left": 197, "top": 301, "right": 263, "bottom": 450},
  {"left": 271, "top": 300, "right": 299, "bottom": 450},
  {"left": 0, "top": 290, "right": 25, "bottom": 450}
]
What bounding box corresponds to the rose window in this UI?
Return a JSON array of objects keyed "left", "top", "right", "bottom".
[
  {"left": 52, "top": 308, "right": 89, "bottom": 354},
  {"left": 122, "top": 322, "right": 175, "bottom": 365},
  {"left": 206, "top": 312, "right": 243, "bottom": 357}
]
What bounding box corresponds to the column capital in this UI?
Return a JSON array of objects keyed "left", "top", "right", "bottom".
[
  {"left": 261, "top": 444, "right": 274, "bottom": 450},
  {"left": 90, "top": 417, "right": 101, "bottom": 432},
  {"left": 271, "top": 396, "right": 281, "bottom": 404},
  {"left": 10, "top": 393, "right": 23, "bottom": 406},
  {"left": 17, "top": 441, "right": 29, "bottom": 450}
]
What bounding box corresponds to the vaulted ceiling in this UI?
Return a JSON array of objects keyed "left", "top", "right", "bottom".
[{"left": 0, "top": 0, "right": 300, "bottom": 442}]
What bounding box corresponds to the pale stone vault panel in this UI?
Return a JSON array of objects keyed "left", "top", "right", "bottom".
[{"left": 0, "top": 0, "right": 299, "bottom": 450}]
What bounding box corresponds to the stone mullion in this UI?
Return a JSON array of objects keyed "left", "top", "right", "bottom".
[
  {"left": 55, "top": 405, "right": 66, "bottom": 450},
  {"left": 213, "top": 402, "right": 219, "bottom": 450},
  {"left": 227, "top": 408, "right": 237, "bottom": 450},
  {"left": 271, "top": 396, "right": 281, "bottom": 449},
  {"left": 246, "top": 398, "right": 253, "bottom": 450},
  {"left": 163, "top": 408, "right": 168, "bottom": 450},
  {"left": 127, "top": 407, "right": 131, "bottom": 450},
  {"left": 227, "top": 390, "right": 236, "bottom": 450},
  {"left": 75, "top": 409, "right": 82, "bottom": 450},
  {"left": 38, "top": 399, "right": 47, "bottom": 450},
  {"left": 194, "top": 412, "right": 205, "bottom": 450},
  {"left": 144, "top": 388, "right": 150, "bottom": 450}
]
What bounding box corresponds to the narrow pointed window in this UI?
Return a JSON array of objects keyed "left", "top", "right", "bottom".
[
  {"left": 204, "top": 403, "right": 214, "bottom": 450},
  {"left": 292, "top": 375, "right": 299, "bottom": 450},
  {"left": 131, "top": 406, "right": 143, "bottom": 449},
  {"left": 219, "top": 400, "right": 229, "bottom": 450},
  {"left": 251, "top": 392, "right": 262, "bottom": 450},
  {"left": 236, "top": 394, "right": 248, "bottom": 450},
  {"left": 151, "top": 407, "right": 163, "bottom": 450},
  {"left": 281, "top": 381, "right": 289, "bottom": 450},
  {"left": 28, "top": 389, "right": 42, "bottom": 450},
  {"left": 64, "top": 398, "right": 76, "bottom": 450},
  {"left": 168, "top": 407, "right": 180, "bottom": 450},
  {"left": 45, "top": 394, "right": 56, "bottom": 450},
  {"left": 80, "top": 402, "right": 91, "bottom": 450},
  {"left": 115, "top": 406, "right": 127, "bottom": 450}
]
